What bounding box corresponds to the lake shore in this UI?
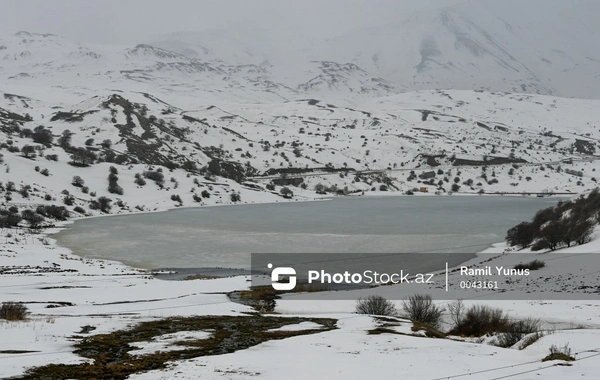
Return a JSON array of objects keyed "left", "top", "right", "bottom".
[{"left": 49, "top": 194, "right": 564, "bottom": 271}]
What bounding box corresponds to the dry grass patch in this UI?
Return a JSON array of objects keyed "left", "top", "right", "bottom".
[
  {"left": 411, "top": 321, "right": 446, "bottom": 339},
  {"left": 542, "top": 343, "right": 575, "bottom": 362},
  {"left": 20, "top": 315, "right": 337, "bottom": 380},
  {"left": 0, "top": 302, "right": 29, "bottom": 321},
  {"left": 514, "top": 260, "right": 545, "bottom": 271}
]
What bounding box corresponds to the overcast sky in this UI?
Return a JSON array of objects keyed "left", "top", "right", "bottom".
[{"left": 0, "top": 0, "right": 468, "bottom": 44}]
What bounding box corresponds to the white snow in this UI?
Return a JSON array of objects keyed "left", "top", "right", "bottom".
[{"left": 1, "top": 13, "right": 600, "bottom": 378}]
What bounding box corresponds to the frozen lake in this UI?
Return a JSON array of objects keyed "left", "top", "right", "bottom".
[{"left": 54, "top": 195, "right": 564, "bottom": 272}]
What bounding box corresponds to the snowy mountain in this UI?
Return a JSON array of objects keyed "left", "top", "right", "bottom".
[
  {"left": 0, "top": 31, "right": 398, "bottom": 105},
  {"left": 150, "top": 0, "right": 600, "bottom": 99},
  {"left": 2, "top": 0, "right": 599, "bottom": 105}
]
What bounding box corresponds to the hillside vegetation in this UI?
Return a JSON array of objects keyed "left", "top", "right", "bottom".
[
  {"left": 2, "top": 88, "right": 600, "bottom": 226},
  {"left": 506, "top": 189, "right": 600, "bottom": 251}
]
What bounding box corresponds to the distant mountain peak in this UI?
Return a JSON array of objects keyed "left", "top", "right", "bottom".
[{"left": 126, "top": 44, "right": 187, "bottom": 60}]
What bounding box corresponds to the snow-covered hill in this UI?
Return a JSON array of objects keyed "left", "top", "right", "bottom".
[{"left": 2, "top": 83, "right": 600, "bottom": 219}]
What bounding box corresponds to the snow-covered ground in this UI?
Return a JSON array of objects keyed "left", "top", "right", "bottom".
[
  {"left": 2, "top": 85, "right": 600, "bottom": 377},
  {"left": 1, "top": 197, "right": 600, "bottom": 379}
]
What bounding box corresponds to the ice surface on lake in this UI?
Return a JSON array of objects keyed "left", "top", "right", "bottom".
[{"left": 55, "top": 196, "right": 563, "bottom": 272}]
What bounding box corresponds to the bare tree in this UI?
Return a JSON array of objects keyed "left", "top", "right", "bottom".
[
  {"left": 355, "top": 295, "right": 397, "bottom": 316},
  {"left": 401, "top": 294, "right": 444, "bottom": 327},
  {"left": 447, "top": 299, "right": 465, "bottom": 329}
]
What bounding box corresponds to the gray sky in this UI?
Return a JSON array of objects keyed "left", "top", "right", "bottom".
[{"left": 0, "top": 0, "right": 467, "bottom": 44}]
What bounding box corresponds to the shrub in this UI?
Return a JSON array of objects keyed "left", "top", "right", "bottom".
[
  {"left": 495, "top": 318, "right": 541, "bottom": 348},
  {"left": 32, "top": 126, "right": 53, "bottom": 146},
  {"left": 0, "top": 213, "right": 22, "bottom": 228},
  {"left": 108, "top": 182, "right": 124, "bottom": 195},
  {"left": 451, "top": 304, "right": 509, "bottom": 336},
  {"left": 19, "top": 185, "right": 31, "bottom": 198},
  {"left": 193, "top": 194, "right": 202, "bottom": 203},
  {"left": 101, "top": 139, "right": 112, "bottom": 149},
  {"left": 280, "top": 187, "right": 294, "bottom": 198},
  {"left": 314, "top": 183, "right": 326, "bottom": 194},
  {"left": 6, "top": 144, "right": 20, "bottom": 153},
  {"left": 144, "top": 170, "right": 165, "bottom": 187},
  {"left": 0, "top": 302, "right": 29, "bottom": 320},
  {"left": 543, "top": 343, "right": 575, "bottom": 362},
  {"left": 69, "top": 147, "right": 97, "bottom": 167},
  {"left": 20, "top": 128, "right": 33, "bottom": 138},
  {"left": 230, "top": 192, "right": 241, "bottom": 202},
  {"left": 74, "top": 206, "right": 86, "bottom": 214},
  {"left": 58, "top": 130, "right": 72, "bottom": 148},
  {"left": 171, "top": 194, "right": 182, "bottom": 204},
  {"left": 21, "top": 145, "right": 36, "bottom": 158},
  {"left": 90, "top": 197, "right": 112, "bottom": 213},
  {"left": 134, "top": 174, "right": 146, "bottom": 186},
  {"left": 266, "top": 183, "right": 275, "bottom": 191},
  {"left": 182, "top": 161, "right": 197, "bottom": 172},
  {"left": 108, "top": 169, "right": 124, "bottom": 195},
  {"left": 201, "top": 190, "right": 210, "bottom": 198},
  {"left": 6, "top": 181, "right": 16, "bottom": 192},
  {"left": 99, "top": 197, "right": 112, "bottom": 213},
  {"left": 355, "top": 295, "right": 397, "bottom": 316},
  {"left": 72, "top": 176, "right": 85, "bottom": 187},
  {"left": 21, "top": 209, "right": 45, "bottom": 228},
  {"left": 451, "top": 183, "right": 460, "bottom": 192},
  {"left": 514, "top": 260, "right": 545, "bottom": 271},
  {"left": 40, "top": 168, "right": 50, "bottom": 176},
  {"left": 401, "top": 294, "right": 443, "bottom": 328},
  {"left": 45, "top": 154, "right": 58, "bottom": 161},
  {"left": 36, "top": 205, "right": 70, "bottom": 220}
]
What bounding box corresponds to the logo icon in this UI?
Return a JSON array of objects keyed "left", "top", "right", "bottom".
[{"left": 268, "top": 263, "right": 296, "bottom": 290}]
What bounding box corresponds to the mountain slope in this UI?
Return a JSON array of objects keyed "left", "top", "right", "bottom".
[{"left": 2, "top": 87, "right": 600, "bottom": 221}]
